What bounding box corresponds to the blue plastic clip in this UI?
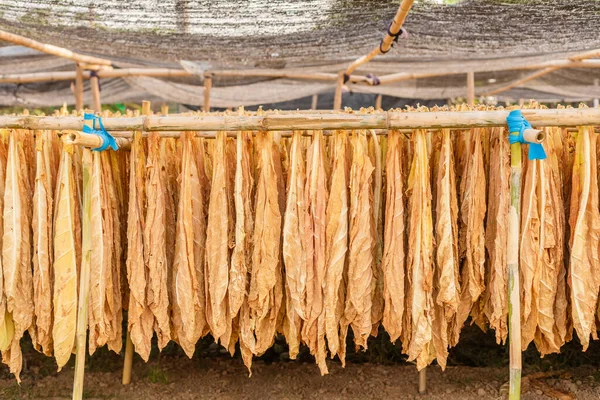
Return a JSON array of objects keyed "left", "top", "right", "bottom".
[
  {"left": 506, "top": 110, "right": 546, "bottom": 160},
  {"left": 82, "top": 113, "right": 118, "bottom": 151}
]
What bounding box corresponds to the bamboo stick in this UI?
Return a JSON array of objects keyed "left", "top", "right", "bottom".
[
  {"left": 0, "top": 29, "right": 111, "bottom": 66},
  {"left": 311, "top": 94, "right": 319, "bottom": 110},
  {"left": 344, "top": 0, "right": 415, "bottom": 76},
  {"left": 418, "top": 369, "right": 427, "bottom": 394},
  {"left": 333, "top": 72, "right": 344, "bottom": 111},
  {"left": 484, "top": 67, "right": 559, "bottom": 96},
  {"left": 375, "top": 94, "right": 382, "bottom": 110},
  {"left": 65, "top": 131, "right": 131, "bottom": 150},
  {"left": 74, "top": 65, "right": 84, "bottom": 111},
  {"left": 508, "top": 134, "right": 523, "bottom": 400},
  {"left": 0, "top": 68, "right": 192, "bottom": 83},
  {"left": 90, "top": 76, "right": 101, "bottom": 113},
  {"left": 466, "top": 72, "right": 475, "bottom": 105},
  {"left": 72, "top": 147, "right": 93, "bottom": 400},
  {"left": 0, "top": 108, "right": 598, "bottom": 132},
  {"left": 569, "top": 48, "right": 600, "bottom": 61},
  {"left": 203, "top": 73, "right": 212, "bottom": 112}
]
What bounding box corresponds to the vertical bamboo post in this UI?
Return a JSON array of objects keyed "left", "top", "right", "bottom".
[
  {"left": 203, "top": 73, "right": 212, "bottom": 112},
  {"left": 90, "top": 75, "right": 101, "bottom": 113},
  {"left": 593, "top": 78, "right": 599, "bottom": 108},
  {"left": 418, "top": 369, "right": 427, "bottom": 394},
  {"left": 161, "top": 104, "right": 169, "bottom": 115},
  {"left": 375, "top": 94, "right": 383, "bottom": 110},
  {"left": 333, "top": 71, "right": 344, "bottom": 111},
  {"left": 74, "top": 65, "right": 84, "bottom": 111},
  {"left": 73, "top": 145, "right": 93, "bottom": 400},
  {"left": 311, "top": 93, "right": 319, "bottom": 110},
  {"left": 466, "top": 71, "right": 475, "bottom": 106},
  {"left": 508, "top": 133, "right": 523, "bottom": 400}
]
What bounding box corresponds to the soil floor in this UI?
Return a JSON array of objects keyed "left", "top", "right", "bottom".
[{"left": 1, "top": 354, "right": 600, "bottom": 399}]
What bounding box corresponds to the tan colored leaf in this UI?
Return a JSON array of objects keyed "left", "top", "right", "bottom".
[{"left": 52, "top": 143, "right": 77, "bottom": 372}]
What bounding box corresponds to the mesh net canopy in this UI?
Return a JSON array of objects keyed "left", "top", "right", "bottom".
[{"left": 1, "top": 0, "right": 599, "bottom": 108}]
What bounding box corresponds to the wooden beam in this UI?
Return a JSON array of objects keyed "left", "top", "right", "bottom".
[
  {"left": 333, "top": 72, "right": 344, "bottom": 111},
  {"left": 466, "top": 72, "right": 475, "bottom": 105},
  {"left": 484, "top": 67, "right": 559, "bottom": 96},
  {"left": 1, "top": 108, "right": 598, "bottom": 132},
  {"left": 203, "top": 73, "right": 212, "bottom": 112},
  {"left": 0, "top": 29, "right": 111, "bottom": 66},
  {"left": 344, "top": 0, "right": 414, "bottom": 76}
]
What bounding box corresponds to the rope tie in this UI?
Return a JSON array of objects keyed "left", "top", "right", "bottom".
[
  {"left": 83, "top": 113, "right": 118, "bottom": 151},
  {"left": 506, "top": 109, "right": 546, "bottom": 160}
]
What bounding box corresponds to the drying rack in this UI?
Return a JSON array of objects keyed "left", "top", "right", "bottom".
[{"left": 1, "top": 105, "right": 599, "bottom": 400}]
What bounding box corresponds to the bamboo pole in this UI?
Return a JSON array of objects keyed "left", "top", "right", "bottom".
[
  {"left": 0, "top": 68, "right": 192, "bottom": 83},
  {"left": 344, "top": 0, "right": 415, "bottom": 76},
  {"left": 466, "top": 72, "right": 475, "bottom": 105},
  {"left": 311, "top": 94, "right": 319, "bottom": 110},
  {"left": 569, "top": 48, "right": 600, "bottom": 61},
  {"left": 1, "top": 108, "right": 599, "bottom": 132},
  {"left": 90, "top": 76, "right": 101, "bottom": 113},
  {"left": 74, "top": 65, "right": 84, "bottom": 111},
  {"left": 122, "top": 101, "right": 151, "bottom": 385},
  {"left": 0, "top": 29, "right": 111, "bottom": 66},
  {"left": 484, "top": 67, "right": 559, "bottom": 96},
  {"left": 375, "top": 94, "right": 383, "bottom": 110},
  {"left": 508, "top": 133, "right": 523, "bottom": 400},
  {"left": 203, "top": 73, "right": 212, "bottom": 112},
  {"left": 65, "top": 131, "right": 132, "bottom": 149},
  {"left": 333, "top": 72, "right": 344, "bottom": 111},
  {"left": 72, "top": 146, "right": 93, "bottom": 400},
  {"left": 418, "top": 369, "right": 427, "bottom": 394}
]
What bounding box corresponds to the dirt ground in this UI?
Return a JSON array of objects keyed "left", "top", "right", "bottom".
[{"left": 1, "top": 354, "right": 600, "bottom": 400}]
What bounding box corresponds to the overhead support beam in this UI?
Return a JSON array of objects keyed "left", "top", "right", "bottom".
[
  {"left": 0, "top": 29, "right": 112, "bottom": 66},
  {"left": 1, "top": 108, "right": 598, "bottom": 132},
  {"left": 344, "top": 0, "right": 415, "bottom": 76}
]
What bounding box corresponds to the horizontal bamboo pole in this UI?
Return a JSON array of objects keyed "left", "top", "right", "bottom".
[
  {"left": 64, "top": 131, "right": 131, "bottom": 150},
  {"left": 0, "top": 29, "right": 112, "bottom": 66},
  {"left": 0, "top": 108, "right": 598, "bottom": 132},
  {"left": 0, "top": 68, "right": 192, "bottom": 83},
  {"left": 484, "top": 67, "right": 560, "bottom": 96}
]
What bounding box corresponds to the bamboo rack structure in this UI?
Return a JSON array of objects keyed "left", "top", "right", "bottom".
[
  {"left": 1, "top": 108, "right": 599, "bottom": 133},
  {"left": 2, "top": 104, "right": 595, "bottom": 400}
]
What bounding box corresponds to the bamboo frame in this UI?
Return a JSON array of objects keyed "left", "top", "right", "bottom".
[
  {"left": 0, "top": 29, "right": 112, "bottom": 66},
  {"left": 1, "top": 108, "right": 598, "bottom": 132},
  {"left": 344, "top": 0, "right": 415, "bottom": 76}
]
